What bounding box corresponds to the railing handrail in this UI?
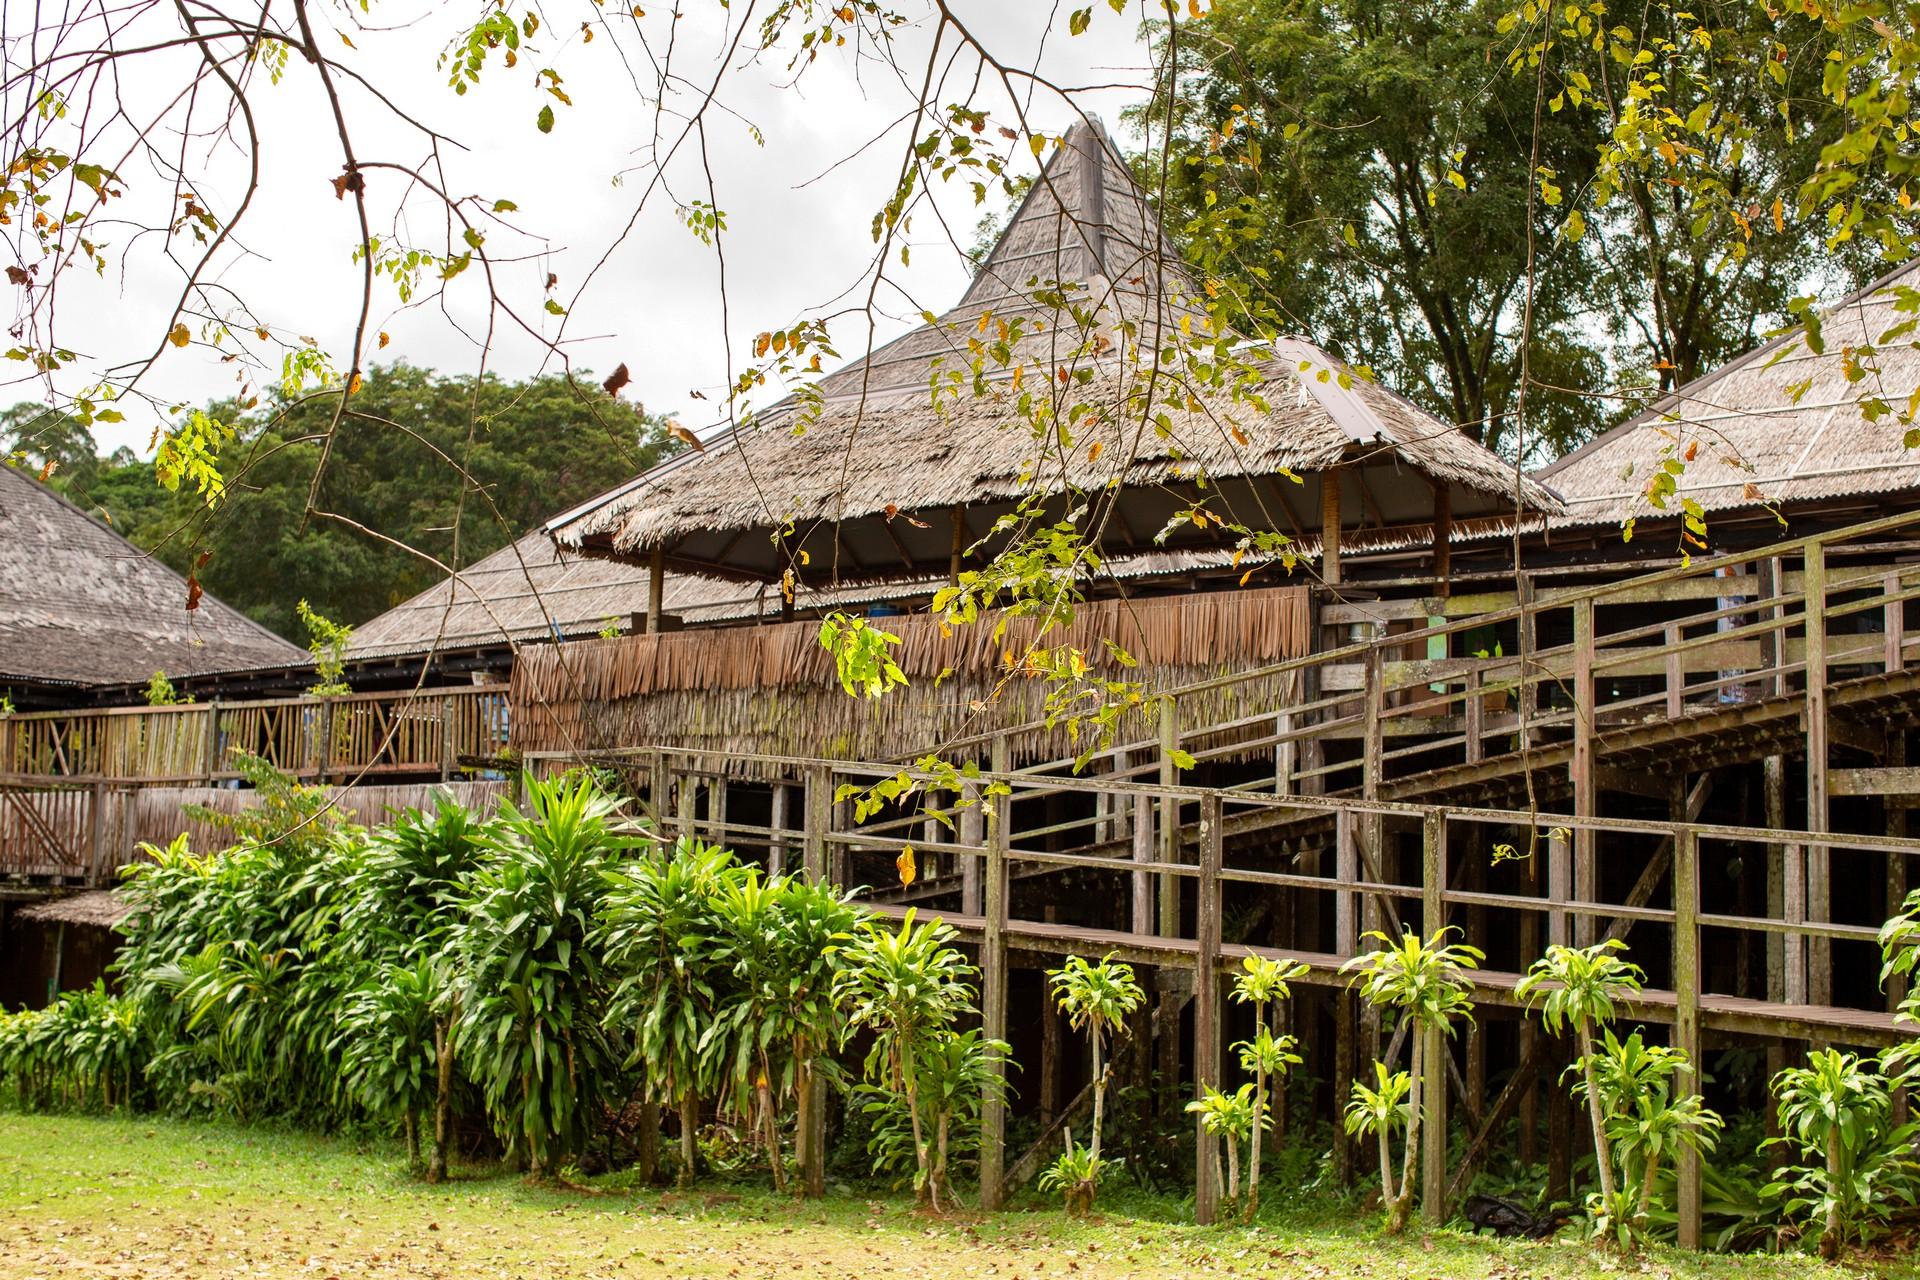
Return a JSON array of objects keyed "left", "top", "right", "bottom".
[
  {"left": 0, "top": 682, "right": 501, "bottom": 724},
  {"left": 933, "top": 505, "right": 1920, "bottom": 754}
]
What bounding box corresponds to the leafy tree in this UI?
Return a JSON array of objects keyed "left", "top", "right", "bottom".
[
  {"left": 1150, "top": 0, "right": 1609, "bottom": 456},
  {"left": 1341, "top": 927, "right": 1482, "bottom": 1233},
  {"left": 1187, "top": 1083, "right": 1260, "bottom": 1211},
  {"left": 0, "top": 366, "right": 679, "bottom": 640}
]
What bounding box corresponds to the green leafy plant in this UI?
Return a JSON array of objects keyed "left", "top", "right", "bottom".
[
  {"left": 1766, "top": 1048, "right": 1917, "bottom": 1259},
  {"left": 1582, "top": 1029, "right": 1723, "bottom": 1246},
  {"left": 453, "top": 772, "right": 634, "bottom": 1176},
  {"left": 1037, "top": 1131, "right": 1106, "bottom": 1216},
  {"left": 1045, "top": 952, "right": 1144, "bottom": 1191},
  {"left": 1515, "top": 939, "right": 1645, "bottom": 1209},
  {"left": 1228, "top": 954, "right": 1307, "bottom": 1220},
  {"left": 1187, "top": 1082, "right": 1259, "bottom": 1213},
  {"left": 835, "top": 909, "right": 978, "bottom": 1210},
  {"left": 296, "top": 599, "right": 353, "bottom": 697},
  {"left": 1341, "top": 928, "right": 1481, "bottom": 1233},
  {"left": 818, "top": 611, "right": 908, "bottom": 698},
  {"left": 144, "top": 671, "right": 181, "bottom": 706}
]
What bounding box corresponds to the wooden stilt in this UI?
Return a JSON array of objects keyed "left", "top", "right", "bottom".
[
  {"left": 1193, "top": 793, "right": 1224, "bottom": 1225},
  {"left": 1158, "top": 696, "right": 1180, "bottom": 939},
  {"left": 1805, "top": 542, "right": 1832, "bottom": 1005},
  {"left": 961, "top": 790, "right": 983, "bottom": 917},
  {"left": 1673, "top": 825, "right": 1703, "bottom": 1249},
  {"left": 769, "top": 783, "right": 789, "bottom": 875},
  {"left": 979, "top": 734, "right": 1011, "bottom": 1211},
  {"left": 801, "top": 766, "right": 830, "bottom": 1195},
  {"left": 1041, "top": 908, "right": 1062, "bottom": 1126},
  {"left": 1421, "top": 810, "right": 1449, "bottom": 1226},
  {"left": 1571, "top": 598, "right": 1597, "bottom": 948}
]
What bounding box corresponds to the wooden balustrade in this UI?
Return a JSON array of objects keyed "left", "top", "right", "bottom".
[{"left": 0, "top": 685, "right": 509, "bottom": 785}]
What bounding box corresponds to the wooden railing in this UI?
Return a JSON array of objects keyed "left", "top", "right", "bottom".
[
  {"left": 528, "top": 738, "right": 1920, "bottom": 1236},
  {"left": 0, "top": 685, "right": 511, "bottom": 785}
]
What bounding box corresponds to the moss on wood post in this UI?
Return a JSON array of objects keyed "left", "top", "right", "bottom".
[
  {"left": 1673, "top": 825, "right": 1702, "bottom": 1249},
  {"left": 1805, "top": 541, "right": 1832, "bottom": 1004},
  {"left": 1193, "top": 791, "right": 1223, "bottom": 1226},
  {"left": 979, "top": 733, "right": 1011, "bottom": 1210},
  {"left": 1421, "top": 809, "right": 1448, "bottom": 1226}
]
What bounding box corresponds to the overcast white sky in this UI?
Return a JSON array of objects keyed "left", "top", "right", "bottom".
[{"left": 18, "top": 1, "right": 1163, "bottom": 456}]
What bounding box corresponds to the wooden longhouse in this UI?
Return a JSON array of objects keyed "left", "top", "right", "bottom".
[{"left": 5, "top": 118, "right": 1920, "bottom": 1243}]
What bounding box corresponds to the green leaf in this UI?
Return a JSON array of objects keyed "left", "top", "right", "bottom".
[{"left": 536, "top": 104, "right": 555, "bottom": 134}]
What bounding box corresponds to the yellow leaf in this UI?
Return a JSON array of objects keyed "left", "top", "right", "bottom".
[
  {"left": 253, "top": 327, "right": 269, "bottom": 342},
  {"left": 1087, "top": 440, "right": 1103, "bottom": 464},
  {"left": 896, "top": 846, "right": 917, "bottom": 887},
  {"left": 346, "top": 372, "right": 362, "bottom": 395},
  {"left": 167, "top": 322, "right": 190, "bottom": 348},
  {"left": 377, "top": 331, "right": 390, "bottom": 349},
  {"left": 1771, "top": 196, "right": 1785, "bottom": 232}
]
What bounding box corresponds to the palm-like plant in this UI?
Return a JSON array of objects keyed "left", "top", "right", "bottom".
[
  {"left": 703, "top": 868, "right": 863, "bottom": 1192},
  {"left": 1515, "top": 939, "right": 1646, "bottom": 1208},
  {"left": 599, "top": 836, "right": 742, "bottom": 1186},
  {"left": 337, "top": 956, "right": 445, "bottom": 1170},
  {"left": 1186, "top": 1083, "right": 1259, "bottom": 1210},
  {"left": 454, "top": 772, "right": 636, "bottom": 1176},
  {"left": 1341, "top": 928, "right": 1482, "bottom": 1233},
  {"left": 1581, "top": 1029, "right": 1722, "bottom": 1241},
  {"left": 1768, "top": 1048, "right": 1918, "bottom": 1259},
  {"left": 1037, "top": 1132, "right": 1105, "bottom": 1216},
  {"left": 1229, "top": 954, "right": 1308, "bottom": 1220},
  {"left": 1046, "top": 953, "right": 1144, "bottom": 1169},
  {"left": 1343, "top": 1061, "right": 1413, "bottom": 1212},
  {"left": 835, "top": 909, "right": 977, "bottom": 1209}
]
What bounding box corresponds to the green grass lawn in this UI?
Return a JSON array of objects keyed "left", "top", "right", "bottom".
[{"left": 0, "top": 1112, "right": 1905, "bottom": 1280}]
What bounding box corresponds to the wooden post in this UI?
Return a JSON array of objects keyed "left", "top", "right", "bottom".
[
  {"left": 1572, "top": 597, "right": 1597, "bottom": 948},
  {"left": 1664, "top": 622, "right": 1684, "bottom": 718},
  {"left": 439, "top": 695, "right": 456, "bottom": 782},
  {"left": 1673, "top": 826, "right": 1703, "bottom": 1250},
  {"left": 707, "top": 775, "right": 729, "bottom": 846},
  {"left": 949, "top": 505, "right": 966, "bottom": 584},
  {"left": 1422, "top": 809, "right": 1449, "bottom": 1226},
  {"left": 1432, "top": 484, "right": 1452, "bottom": 593},
  {"left": 1041, "top": 907, "right": 1062, "bottom": 1125},
  {"left": 203, "top": 701, "right": 223, "bottom": 781},
  {"left": 677, "top": 765, "right": 698, "bottom": 840},
  {"left": 1157, "top": 695, "right": 1180, "bottom": 938},
  {"left": 1887, "top": 572, "right": 1907, "bottom": 673},
  {"left": 1548, "top": 827, "right": 1572, "bottom": 949},
  {"left": 1320, "top": 469, "right": 1342, "bottom": 586},
  {"left": 769, "top": 783, "right": 789, "bottom": 875},
  {"left": 87, "top": 780, "right": 105, "bottom": 887},
  {"left": 961, "top": 783, "right": 984, "bottom": 916},
  {"left": 979, "top": 734, "right": 1012, "bottom": 1211},
  {"left": 1194, "top": 792, "right": 1224, "bottom": 1225},
  {"left": 1333, "top": 810, "right": 1359, "bottom": 1186},
  {"left": 1131, "top": 789, "right": 1153, "bottom": 934},
  {"left": 1805, "top": 541, "right": 1831, "bottom": 1004},
  {"left": 801, "top": 765, "right": 830, "bottom": 1196},
  {"left": 1464, "top": 669, "right": 1484, "bottom": 764},
  {"left": 646, "top": 544, "right": 666, "bottom": 634}
]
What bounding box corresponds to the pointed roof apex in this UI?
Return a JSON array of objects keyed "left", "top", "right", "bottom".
[{"left": 958, "top": 116, "right": 1189, "bottom": 313}]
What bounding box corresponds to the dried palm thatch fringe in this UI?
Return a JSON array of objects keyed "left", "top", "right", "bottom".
[{"left": 511, "top": 588, "right": 1313, "bottom": 772}]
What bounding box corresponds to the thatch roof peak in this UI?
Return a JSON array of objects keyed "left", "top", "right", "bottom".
[
  {"left": 1540, "top": 258, "right": 1920, "bottom": 528},
  {"left": 550, "top": 119, "right": 1557, "bottom": 583},
  {"left": 0, "top": 464, "right": 305, "bottom": 692}
]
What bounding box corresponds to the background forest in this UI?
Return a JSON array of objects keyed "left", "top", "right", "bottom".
[{"left": 3, "top": 365, "right": 677, "bottom": 640}]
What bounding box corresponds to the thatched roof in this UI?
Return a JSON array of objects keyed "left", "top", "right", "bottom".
[
  {"left": 0, "top": 465, "right": 306, "bottom": 689},
  {"left": 551, "top": 119, "right": 1558, "bottom": 584},
  {"left": 1540, "top": 259, "right": 1920, "bottom": 527},
  {"left": 17, "top": 889, "right": 129, "bottom": 928}
]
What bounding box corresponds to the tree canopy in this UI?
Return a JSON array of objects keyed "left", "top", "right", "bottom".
[{"left": 5, "top": 365, "right": 676, "bottom": 639}]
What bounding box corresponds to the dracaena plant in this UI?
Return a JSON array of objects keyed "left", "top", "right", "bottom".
[
  {"left": 1516, "top": 939, "right": 1646, "bottom": 1211},
  {"left": 1229, "top": 954, "right": 1308, "bottom": 1221},
  {"left": 1046, "top": 953, "right": 1145, "bottom": 1174},
  {"left": 1766, "top": 1047, "right": 1919, "bottom": 1260},
  {"left": 598, "top": 836, "right": 744, "bottom": 1187},
  {"left": 1187, "top": 1083, "right": 1259, "bottom": 1212},
  {"left": 1341, "top": 928, "right": 1482, "bottom": 1234},
  {"left": 1580, "top": 1029, "right": 1723, "bottom": 1248},
  {"left": 453, "top": 771, "right": 636, "bottom": 1177},
  {"left": 834, "top": 909, "right": 978, "bottom": 1211}
]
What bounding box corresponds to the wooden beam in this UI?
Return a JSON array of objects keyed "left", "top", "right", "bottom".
[
  {"left": 979, "top": 734, "right": 1011, "bottom": 1211},
  {"left": 1193, "top": 792, "right": 1224, "bottom": 1226},
  {"left": 646, "top": 545, "right": 666, "bottom": 634},
  {"left": 1320, "top": 469, "right": 1342, "bottom": 586},
  {"left": 1806, "top": 542, "right": 1832, "bottom": 1005},
  {"left": 1832, "top": 767, "right": 1920, "bottom": 797}
]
